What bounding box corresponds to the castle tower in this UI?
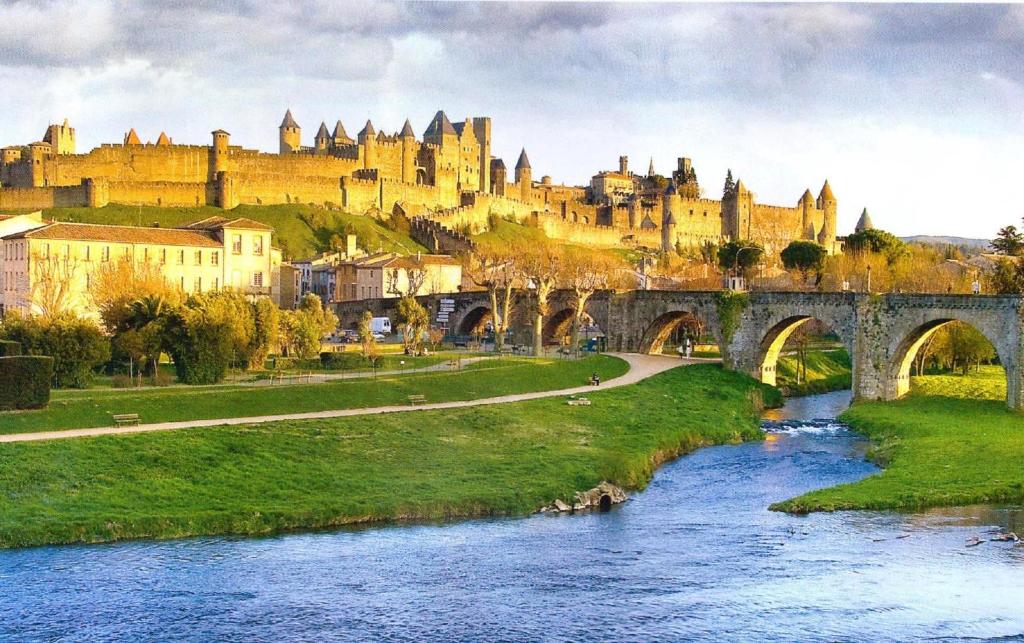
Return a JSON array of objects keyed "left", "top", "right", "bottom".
[
  {"left": 855, "top": 207, "right": 874, "bottom": 232},
  {"left": 279, "top": 109, "right": 301, "bottom": 154},
  {"left": 43, "top": 119, "right": 75, "bottom": 155},
  {"left": 210, "top": 129, "right": 231, "bottom": 179},
  {"left": 358, "top": 120, "right": 377, "bottom": 170},
  {"left": 314, "top": 121, "right": 331, "bottom": 155},
  {"left": 124, "top": 128, "right": 141, "bottom": 145},
  {"left": 155, "top": 131, "right": 171, "bottom": 146},
  {"left": 332, "top": 120, "right": 353, "bottom": 148},
  {"left": 472, "top": 117, "right": 491, "bottom": 194},
  {"left": 400, "top": 119, "right": 416, "bottom": 183},
  {"left": 648, "top": 157, "right": 655, "bottom": 178},
  {"left": 515, "top": 148, "right": 532, "bottom": 202},
  {"left": 619, "top": 155, "right": 629, "bottom": 175},
  {"left": 799, "top": 188, "right": 815, "bottom": 240},
  {"left": 816, "top": 179, "right": 837, "bottom": 251},
  {"left": 661, "top": 181, "right": 680, "bottom": 253},
  {"left": 28, "top": 142, "right": 51, "bottom": 187},
  {"left": 490, "top": 158, "right": 507, "bottom": 196}
]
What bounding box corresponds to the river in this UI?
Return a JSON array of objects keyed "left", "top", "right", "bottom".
[{"left": 2, "top": 391, "right": 1023, "bottom": 641}]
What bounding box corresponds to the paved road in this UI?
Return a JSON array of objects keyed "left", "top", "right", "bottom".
[{"left": 0, "top": 353, "right": 702, "bottom": 444}]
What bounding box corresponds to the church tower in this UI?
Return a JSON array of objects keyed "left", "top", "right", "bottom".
[{"left": 279, "top": 109, "right": 301, "bottom": 154}]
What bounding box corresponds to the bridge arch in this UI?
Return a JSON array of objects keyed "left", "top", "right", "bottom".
[
  {"left": 748, "top": 307, "right": 856, "bottom": 387},
  {"left": 639, "top": 310, "right": 705, "bottom": 355},
  {"left": 885, "top": 317, "right": 1008, "bottom": 402},
  {"left": 456, "top": 306, "right": 492, "bottom": 336},
  {"left": 543, "top": 308, "right": 576, "bottom": 345}
]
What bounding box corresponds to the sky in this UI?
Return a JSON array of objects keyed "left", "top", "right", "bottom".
[{"left": 2, "top": 1, "right": 1023, "bottom": 239}]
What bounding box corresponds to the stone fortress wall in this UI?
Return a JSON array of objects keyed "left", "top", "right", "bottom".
[{"left": 0, "top": 113, "right": 845, "bottom": 255}]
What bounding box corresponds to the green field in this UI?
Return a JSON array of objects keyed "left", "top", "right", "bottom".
[
  {"left": 772, "top": 366, "right": 1024, "bottom": 513},
  {"left": 0, "top": 364, "right": 778, "bottom": 548},
  {"left": 0, "top": 355, "right": 626, "bottom": 435},
  {"left": 1, "top": 203, "right": 426, "bottom": 260},
  {"left": 776, "top": 348, "right": 851, "bottom": 396}
]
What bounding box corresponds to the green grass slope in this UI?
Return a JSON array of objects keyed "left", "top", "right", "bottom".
[
  {"left": 776, "top": 348, "right": 851, "bottom": 396},
  {"left": 772, "top": 366, "right": 1024, "bottom": 513},
  {"left": 3, "top": 204, "right": 426, "bottom": 260},
  {"left": 0, "top": 364, "right": 777, "bottom": 548}
]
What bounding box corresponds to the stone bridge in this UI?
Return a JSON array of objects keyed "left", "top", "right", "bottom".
[{"left": 336, "top": 290, "right": 1024, "bottom": 410}]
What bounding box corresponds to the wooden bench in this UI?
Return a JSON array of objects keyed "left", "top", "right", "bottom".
[
  {"left": 567, "top": 397, "right": 591, "bottom": 407},
  {"left": 112, "top": 413, "right": 140, "bottom": 427},
  {"left": 407, "top": 394, "right": 427, "bottom": 406}
]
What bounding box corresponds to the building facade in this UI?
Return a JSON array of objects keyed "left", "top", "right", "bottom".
[{"left": 335, "top": 253, "right": 462, "bottom": 302}]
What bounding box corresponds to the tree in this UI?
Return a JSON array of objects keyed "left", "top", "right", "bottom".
[
  {"left": 717, "top": 241, "right": 764, "bottom": 281},
  {"left": 518, "top": 241, "right": 563, "bottom": 356},
  {"left": 165, "top": 292, "right": 244, "bottom": 384},
  {"left": 461, "top": 247, "right": 520, "bottom": 351},
  {"left": 780, "top": 241, "right": 828, "bottom": 286},
  {"left": 931, "top": 322, "right": 996, "bottom": 375},
  {"left": 357, "top": 310, "right": 381, "bottom": 371},
  {"left": 386, "top": 256, "right": 428, "bottom": 297},
  {"left": 246, "top": 297, "right": 279, "bottom": 369},
  {"left": 281, "top": 295, "right": 337, "bottom": 360},
  {"left": 27, "top": 252, "right": 81, "bottom": 319},
  {"left": 722, "top": 169, "right": 735, "bottom": 197},
  {"left": 396, "top": 296, "right": 429, "bottom": 355},
  {"left": 563, "top": 248, "right": 621, "bottom": 354},
  {"left": 92, "top": 257, "right": 178, "bottom": 334},
  {"left": 991, "top": 226, "right": 1024, "bottom": 256},
  {"left": 0, "top": 312, "right": 110, "bottom": 388},
  {"left": 986, "top": 258, "right": 1024, "bottom": 294},
  {"left": 844, "top": 228, "right": 907, "bottom": 263}
]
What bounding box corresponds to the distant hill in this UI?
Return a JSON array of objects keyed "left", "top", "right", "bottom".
[{"left": 902, "top": 235, "right": 990, "bottom": 250}]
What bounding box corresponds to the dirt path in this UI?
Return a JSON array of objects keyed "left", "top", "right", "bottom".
[{"left": 0, "top": 353, "right": 698, "bottom": 444}]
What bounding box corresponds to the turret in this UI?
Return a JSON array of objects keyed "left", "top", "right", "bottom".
[
  {"left": 472, "top": 117, "right": 492, "bottom": 194},
  {"left": 210, "top": 129, "right": 230, "bottom": 177},
  {"left": 400, "top": 119, "right": 416, "bottom": 183},
  {"left": 358, "top": 120, "right": 377, "bottom": 169},
  {"left": 661, "top": 181, "right": 680, "bottom": 253},
  {"left": 799, "top": 188, "right": 815, "bottom": 239},
  {"left": 332, "top": 120, "right": 353, "bottom": 147},
  {"left": 28, "top": 141, "right": 51, "bottom": 187},
  {"left": 816, "top": 179, "right": 837, "bottom": 251},
  {"left": 279, "top": 109, "right": 301, "bottom": 154},
  {"left": 43, "top": 119, "right": 75, "bottom": 155},
  {"left": 490, "top": 158, "right": 506, "bottom": 196},
  {"left": 314, "top": 121, "right": 331, "bottom": 155},
  {"left": 855, "top": 207, "right": 874, "bottom": 233},
  {"left": 619, "top": 155, "right": 629, "bottom": 175},
  {"left": 515, "top": 148, "right": 532, "bottom": 202}
]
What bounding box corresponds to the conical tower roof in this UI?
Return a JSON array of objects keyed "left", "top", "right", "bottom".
[
  {"left": 515, "top": 148, "right": 531, "bottom": 170},
  {"left": 648, "top": 157, "right": 655, "bottom": 177},
  {"left": 800, "top": 188, "right": 814, "bottom": 205},
  {"left": 423, "top": 110, "right": 457, "bottom": 138},
  {"left": 736, "top": 178, "right": 747, "bottom": 193},
  {"left": 855, "top": 208, "right": 874, "bottom": 232},
  {"left": 400, "top": 119, "right": 415, "bottom": 138},
  {"left": 664, "top": 180, "right": 677, "bottom": 196},
  {"left": 280, "top": 109, "right": 299, "bottom": 129},
  {"left": 359, "top": 120, "right": 376, "bottom": 137},
  {"left": 332, "top": 120, "right": 350, "bottom": 141},
  {"left": 156, "top": 131, "right": 170, "bottom": 146},
  {"left": 819, "top": 179, "right": 835, "bottom": 201},
  {"left": 124, "top": 128, "right": 141, "bottom": 145},
  {"left": 316, "top": 121, "right": 330, "bottom": 139}
]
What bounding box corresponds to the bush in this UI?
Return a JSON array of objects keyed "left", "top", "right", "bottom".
[
  {"left": 0, "top": 313, "right": 110, "bottom": 388},
  {"left": 0, "top": 340, "right": 21, "bottom": 357},
  {"left": 0, "top": 356, "right": 53, "bottom": 410},
  {"left": 320, "top": 352, "right": 368, "bottom": 370}
]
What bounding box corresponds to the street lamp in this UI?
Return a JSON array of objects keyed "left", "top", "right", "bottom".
[{"left": 732, "top": 245, "right": 759, "bottom": 291}]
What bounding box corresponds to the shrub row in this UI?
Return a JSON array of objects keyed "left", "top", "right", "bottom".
[
  {"left": 0, "top": 356, "right": 53, "bottom": 410},
  {"left": 0, "top": 340, "right": 22, "bottom": 357}
]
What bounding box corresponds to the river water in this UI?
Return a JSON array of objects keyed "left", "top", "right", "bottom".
[{"left": 2, "top": 391, "right": 1023, "bottom": 641}]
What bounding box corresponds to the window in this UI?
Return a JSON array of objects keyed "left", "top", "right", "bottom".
[
  {"left": 62, "top": 244, "right": 69, "bottom": 256},
  {"left": 84, "top": 246, "right": 91, "bottom": 261},
  {"left": 43, "top": 243, "right": 50, "bottom": 258},
  {"left": 160, "top": 249, "right": 167, "bottom": 265},
  {"left": 252, "top": 271, "right": 264, "bottom": 287},
  {"left": 176, "top": 250, "right": 184, "bottom": 265},
  {"left": 252, "top": 236, "right": 264, "bottom": 256},
  {"left": 143, "top": 247, "right": 149, "bottom": 262},
  {"left": 195, "top": 250, "right": 202, "bottom": 265},
  {"left": 102, "top": 246, "right": 110, "bottom": 262},
  {"left": 194, "top": 277, "right": 202, "bottom": 292},
  {"left": 213, "top": 277, "right": 219, "bottom": 290},
  {"left": 180, "top": 277, "right": 185, "bottom": 290},
  {"left": 232, "top": 234, "right": 242, "bottom": 255},
  {"left": 211, "top": 251, "right": 219, "bottom": 266}
]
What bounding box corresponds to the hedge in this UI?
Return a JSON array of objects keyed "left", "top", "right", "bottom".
[
  {"left": 0, "top": 340, "right": 21, "bottom": 357},
  {"left": 0, "top": 356, "right": 53, "bottom": 410}
]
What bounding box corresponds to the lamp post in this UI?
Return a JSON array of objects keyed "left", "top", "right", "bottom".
[
  {"left": 866, "top": 265, "right": 872, "bottom": 293},
  {"left": 732, "top": 245, "right": 759, "bottom": 291}
]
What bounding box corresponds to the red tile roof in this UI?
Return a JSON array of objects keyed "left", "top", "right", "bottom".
[{"left": 3, "top": 222, "right": 223, "bottom": 247}]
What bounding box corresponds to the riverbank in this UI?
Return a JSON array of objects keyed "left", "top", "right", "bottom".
[
  {"left": 772, "top": 366, "right": 1024, "bottom": 513},
  {"left": 776, "top": 348, "right": 851, "bottom": 397},
  {"left": 0, "top": 355, "right": 625, "bottom": 435},
  {"left": 0, "top": 364, "right": 778, "bottom": 548}
]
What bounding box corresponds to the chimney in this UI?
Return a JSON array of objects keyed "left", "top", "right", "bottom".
[{"left": 345, "top": 234, "right": 357, "bottom": 258}]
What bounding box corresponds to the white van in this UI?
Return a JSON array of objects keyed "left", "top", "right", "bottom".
[{"left": 370, "top": 317, "right": 392, "bottom": 335}]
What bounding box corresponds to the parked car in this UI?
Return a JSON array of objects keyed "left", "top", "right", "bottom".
[{"left": 370, "top": 317, "right": 392, "bottom": 335}]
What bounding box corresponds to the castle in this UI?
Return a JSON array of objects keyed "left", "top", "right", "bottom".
[{"left": 0, "top": 112, "right": 841, "bottom": 256}]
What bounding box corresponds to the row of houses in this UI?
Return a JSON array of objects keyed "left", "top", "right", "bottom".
[{"left": 0, "top": 211, "right": 463, "bottom": 320}]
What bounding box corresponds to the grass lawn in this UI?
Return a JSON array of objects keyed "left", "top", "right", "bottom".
[
  {"left": 776, "top": 348, "right": 851, "bottom": 396},
  {"left": 0, "top": 355, "right": 626, "bottom": 435},
  {"left": 771, "top": 365, "right": 1024, "bottom": 513},
  {"left": 0, "top": 364, "right": 778, "bottom": 548},
  {"left": 1, "top": 203, "right": 426, "bottom": 260}
]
